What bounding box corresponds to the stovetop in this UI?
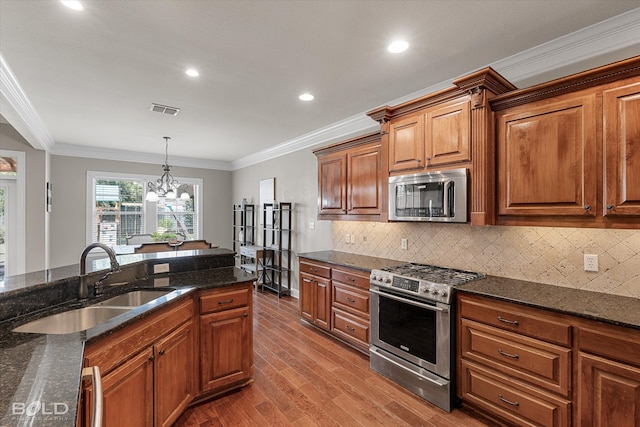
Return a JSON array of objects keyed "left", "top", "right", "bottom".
[
  {"left": 370, "top": 263, "right": 484, "bottom": 304},
  {"left": 379, "top": 263, "right": 484, "bottom": 286}
]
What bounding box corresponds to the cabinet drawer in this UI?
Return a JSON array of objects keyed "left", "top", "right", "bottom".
[
  {"left": 578, "top": 325, "right": 640, "bottom": 368},
  {"left": 460, "top": 361, "right": 571, "bottom": 427},
  {"left": 461, "top": 319, "right": 571, "bottom": 397},
  {"left": 459, "top": 294, "right": 571, "bottom": 346},
  {"left": 200, "top": 286, "right": 250, "bottom": 314},
  {"left": 299, "top": 260, "right": 331, "bottom": 279},
  {"left": 332, "top": 268, "right": 370, "bottom": 290},
  {"left": 332, "top": 282, "right": 369, "bottom": 318},
  {"left": 331, "top": 308, "right": 369, "bottom": 349}
]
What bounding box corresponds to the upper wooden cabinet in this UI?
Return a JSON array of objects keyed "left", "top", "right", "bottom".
[
  {"left": 315, "top": 132, "right": 387, "bottom": 221},
  {"left": 496, "top": 92, "right": 597, "bottom": 217},
  {"left": 369, "top": 68, "right": 516, "bottom": 226},
  {"left": 603, "top": 81, "right": 640, "bottom": 218},
  {"left": 491, "top": 55, "right": 640, "bottom": 228},
  {"left": 387, "top": 98, "right": 471, "bottom": 172}
]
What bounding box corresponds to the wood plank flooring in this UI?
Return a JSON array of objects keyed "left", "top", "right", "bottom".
[{"left": 174, "top": 290, "right": 493, "bottom": 427}]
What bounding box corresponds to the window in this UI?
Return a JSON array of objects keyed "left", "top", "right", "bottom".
[{"left": 87, "top": 171, "right": 202, "bottom": 246}]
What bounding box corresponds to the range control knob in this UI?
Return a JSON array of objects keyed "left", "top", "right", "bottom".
[
  {"left": 439, "top": 290, "right": 448, "bottom": 297},
  {"left": 383, "top": 276, "right": 392, "bottom": 284},
  {"left": 430, "top": 288, "right": 438, "bottom": 295}
]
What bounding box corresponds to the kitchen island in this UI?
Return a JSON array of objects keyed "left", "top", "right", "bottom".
[{"left": 0, "top": 248, "right": 255, "bottom": 426}]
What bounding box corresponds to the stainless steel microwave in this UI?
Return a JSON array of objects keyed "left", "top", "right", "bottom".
[{"left": 388, "top": 168, "right": 468, "bottom": 222}]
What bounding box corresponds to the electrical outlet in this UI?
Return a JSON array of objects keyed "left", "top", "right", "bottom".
[
  {"left": 345, "top": 234, "right": 350, "bottom": 243},
  {"left": 309, "top": 221, "right": 315, "bottom": 230},
  {"left": 350, "top": 234, "right": 356, "bottom": 244},
  {"left": 584, "top": 254, "right": 598, "bottom": 272},
  {"left": 153, "top": 263, "right": 170, "bottom": 274},
  {"left": 401, "top": 238, "right": 408, "bottom": 250}
]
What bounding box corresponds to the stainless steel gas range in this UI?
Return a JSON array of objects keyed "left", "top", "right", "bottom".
[{"left": 369, "top": 263, "right": 484, "bottom": 412}]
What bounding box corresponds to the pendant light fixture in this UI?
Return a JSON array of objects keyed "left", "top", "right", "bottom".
[{"left": 145, "top": 137, "right": 190, "bottom": 202}]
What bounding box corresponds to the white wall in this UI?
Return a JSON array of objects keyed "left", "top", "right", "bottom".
[
  {"left": 0, "top": 123, "right": 47, "bottom": 273},
  {"left": 232, "top": 147, "right": 333, "bottom": 295},
  {"left": 49, "top": 155, "right": 232, "bottom": 268}
]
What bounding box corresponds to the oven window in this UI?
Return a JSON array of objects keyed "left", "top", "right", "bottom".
[
  {"left": 395, "top": 182, "right": 446, "bottom": 217},
  {"left": 378, "top": 294, "right": 437, "bottom": 364}
]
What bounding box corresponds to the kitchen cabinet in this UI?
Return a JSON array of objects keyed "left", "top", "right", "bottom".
[
  {"left": 576, "top": 324, "right": 640, "bottom": 427},
  {"left": 199, "top": 284, "right": 253, "bottom": 394},
  {"left": 387, "top": 98, "right": 471, "bottom": 173},
  {"left": 315, "top": 132, "right": 386, "bottom": 221},
  {"left": 458, "top": 291, "right": 640, "bottom": 427},
  {"left": 368, "top": 67, "right": 516, "bottom": 225},
  {"left": 330, "top": 266, "right": 371, "bottom": 353},
  {"left": 496, "top": 93, "right": 597, "bottom": 218},
  {"left": 491, "top": 56, "right": 640, "bottom": 228},
  {"left": 603, "top": 81, "right": 640, "bottom": 218},
  {"left": 299, "top": 258, "right": 371, "bottom": 353},
  {"left": 299, "top": 259, "right": 331, "bottom": 330},
  {"left": 457, "top": 293, "right": 572, "bottom": 426},
  {"left": 82, "top": 296, "right": 195, "bottom": 427}
]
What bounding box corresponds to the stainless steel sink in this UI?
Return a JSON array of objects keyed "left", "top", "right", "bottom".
[
  {"left": 12, "top": 290, "right": 173, "bottom": 334},
  {"left": 13, "top": 306, "right": 132, "bottom": 334},
  {"left": 93, "top": 290, "right": 171, "bottom": 307}
]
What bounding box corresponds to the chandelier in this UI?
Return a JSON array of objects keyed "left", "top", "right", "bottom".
[{"left": 145, "top": 136, "right": 190, "bottom": 202}]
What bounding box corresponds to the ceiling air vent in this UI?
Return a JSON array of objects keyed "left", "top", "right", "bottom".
[{"left": 150, "top": 103, "right": 180, "bottom": 116}]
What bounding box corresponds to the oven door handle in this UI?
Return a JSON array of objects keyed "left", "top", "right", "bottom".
[
  {"left": 370, "top": 289, "right": 447, "bottom": 312},
  {"left": 370, "top": 347, "right": 448, "bottom": 387}
]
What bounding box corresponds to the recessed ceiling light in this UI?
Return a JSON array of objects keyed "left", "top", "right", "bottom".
[
  {"left": 387, "top": 40, "right": 409, "bottom": 53},
  {"left": 61, "top": 1, "right": 84, "bottom": 11},
  {"left": 185, "top": 68, "right": 199, "bottom": 77},
  {"left": 299, "top": 93, "right": 314, "bottom": 101}
]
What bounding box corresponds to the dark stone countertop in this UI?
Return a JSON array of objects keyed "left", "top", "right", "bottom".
[
  {"left": 0, "top": 252, "right": 255, "bottom": 427},
  {"left": 456, "top": 275, "right": 640, "bottom": 330},
  {"left": 297, "top": 250, "right": 401, "bottom": 272}
]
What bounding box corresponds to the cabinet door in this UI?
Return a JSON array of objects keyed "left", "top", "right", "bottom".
[
  {"left": 425, "top": 99, "right": 470, "bottom": 167},
  {"left": 389, "top": 114, "right": 424, "bottom": 172},
  {"left": 200, "top": 306, "right": 252, "bottom": 393},
  {"left": 300, "top": 273, "right": 316, "bottom": 323},
  {"left": 497, "top": 94, "right": 597, "bottom": 216},
  {"left": 347, "top": 143, "right": 383, "bottom": 215},
  {"left": 604, "top": 82, "right": 640, "bottom": 217},
  {"left": 318, "top": 152, "right": 347, "bottom": 215},
  {"left": 154, "top": 321, "right": 195, "bottom": 427},
  {"left": 578, "top": 352, "right": 640, "bottom": 427},
  {"left": 85, "top": 348, "right": 154, "bottom": 427},
  {"left": 314, "top": 275, "right": 331, "bottom": 330}
]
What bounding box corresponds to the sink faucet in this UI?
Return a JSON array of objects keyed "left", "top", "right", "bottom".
[{"left": 79, "top": 243, "right": 121, "bottom": 299}]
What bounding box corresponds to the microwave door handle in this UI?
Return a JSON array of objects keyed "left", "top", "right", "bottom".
[{"left": 443, "top": 180, "right": 452, "bottom": 217}]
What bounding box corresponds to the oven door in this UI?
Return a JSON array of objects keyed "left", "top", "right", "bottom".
[{"left": 370, "top": 287, "right": 451, "bottom": 379}]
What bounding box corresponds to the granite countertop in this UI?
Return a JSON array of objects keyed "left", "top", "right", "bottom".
[
  {"left": 456, "top": 275, "right": 640, "bottom": 330},
  {"left": 300, "top": 250, "right": 640, "bottom": 330},
  {"left": 0, "top": 251, "right": 255, "bottom": 427}
]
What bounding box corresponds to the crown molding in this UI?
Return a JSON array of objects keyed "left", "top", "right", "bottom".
[
  {"left": 0, "top": 51, "right": 54, "bottom": 151},
  {"left": 51, "top": 143, "right": 233, "bottom": 171}
]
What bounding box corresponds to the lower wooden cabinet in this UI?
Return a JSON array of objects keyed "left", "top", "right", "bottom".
[
  {"left": 458, "top": 292, "right": 640, "bottom": 426},
  {"left": 299, "top": 258, "right": 371, "bottom": 353},
  {"left": 199, "top": 284, "right": 253, "bottom": 394},
  {"left": 81, "top": 282, "right": 254, "bottom": 426}
]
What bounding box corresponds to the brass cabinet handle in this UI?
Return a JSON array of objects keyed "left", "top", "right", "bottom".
[
  {"left": 498, "top": 348, "right": 519, "bottom": 359},
  {"left": 498, "top": 316, "right": 519, "bottom": 326},
  {"left": 498, "top": 394, "right": 519, "bottom": 407}
]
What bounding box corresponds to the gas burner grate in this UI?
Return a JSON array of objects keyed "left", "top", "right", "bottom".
[{"left": 381, "top": 263, "right": 484, "bottom": 286}]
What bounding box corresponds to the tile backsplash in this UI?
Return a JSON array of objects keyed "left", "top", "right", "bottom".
[{"left": 332, "top": 222, "right": 640, "bottom": 299}]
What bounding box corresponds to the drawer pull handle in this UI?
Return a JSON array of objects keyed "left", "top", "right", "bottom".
[
  {"left": 218, "top": 298, "right": 234, "bottom": 305},
  {"left": 310, "top": 267, "right": 317, "bottom": 272},
  {"left": 498, "top": 316, "right": 519, "bottom": 326},
  {"left": 498, "top": 394, "right": 519, "bottom": 407},
  {"left": 347, "top": 277, "right": 356, "bottom": 282},
  {"left": 158, "top": 349, "right": 165, "bottom": 356},
  {"left": 345, "top": 325, "right": 355, "bottom": 332},
  {"left": 346, "top": 297, "right": 356, "bottom": 303},
  {"left": 498, "top": 349, "right": 519, "bottom": 359}
]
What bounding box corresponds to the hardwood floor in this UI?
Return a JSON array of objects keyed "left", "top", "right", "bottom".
[{"left": 174, "top": 290, "right": 493, "bottom": 427}]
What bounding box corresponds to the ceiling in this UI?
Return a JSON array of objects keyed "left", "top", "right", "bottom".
[{"left": 1, "top": 1, "right": 639, "bottom": 170}]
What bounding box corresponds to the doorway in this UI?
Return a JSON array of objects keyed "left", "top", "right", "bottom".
[{"left": 0, "top": 151, "right": 26, "bottom": 279}]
